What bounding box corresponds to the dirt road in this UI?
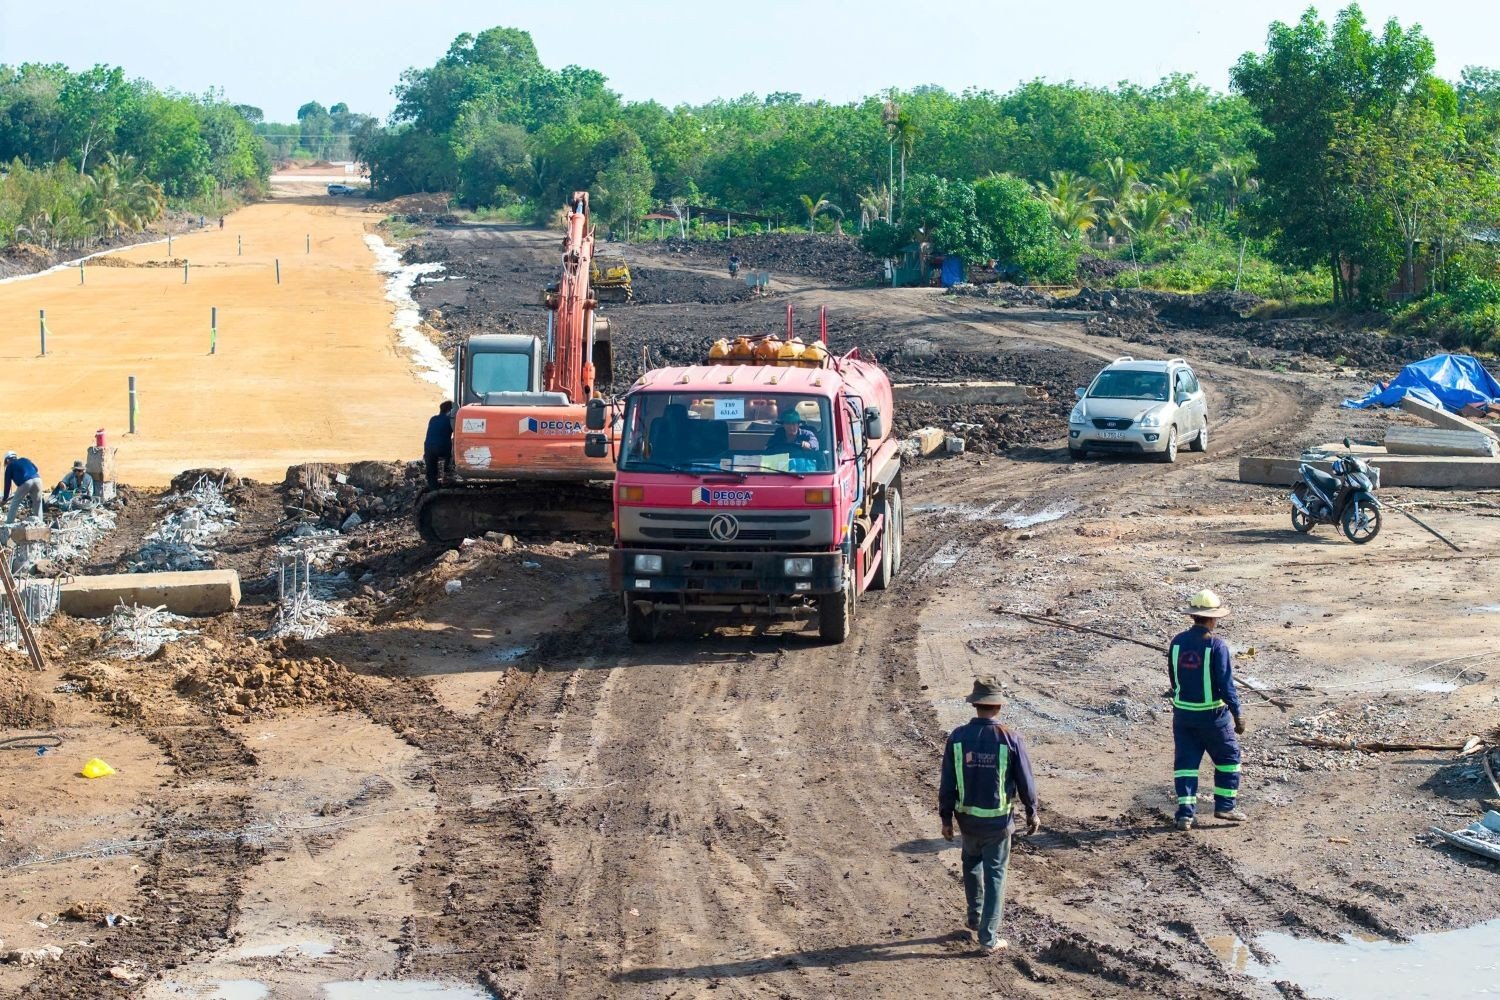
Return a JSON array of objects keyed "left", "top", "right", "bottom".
[
  {"left": 0, "top": 196, "right": 440, "bottom": 486},
  {"left": 2, "top": 224, "right": 1496, "bottom": 1000}
]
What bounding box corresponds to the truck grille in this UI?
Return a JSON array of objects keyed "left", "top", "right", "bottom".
[{"left": 636, "top": 511, "right": 813, "bottom": 543}]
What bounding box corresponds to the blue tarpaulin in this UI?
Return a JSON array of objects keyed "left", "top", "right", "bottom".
[
  {"left": 940, "top": 255, "right": 965, "bottom": 288},
  {"left": 1343, "top": 353, "right": 1500, "bottom": 411}
]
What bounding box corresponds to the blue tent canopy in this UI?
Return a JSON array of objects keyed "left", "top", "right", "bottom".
[
  {"left": 939, "top": 255, "right": 965, "bottom": 288},
  {"left": 1343, "top": 353, "right": 1500, "bottom": 411}
]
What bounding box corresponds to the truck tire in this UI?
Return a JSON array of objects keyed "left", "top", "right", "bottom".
[
  {"left": 818, "top": 571, "right": 855, "bottom": 644},
  {"left": 625, "top": 595, "right": 658, "bottom": 643},
  {"left": 871, "top": 482, "right": 904, "bottom": 590}
]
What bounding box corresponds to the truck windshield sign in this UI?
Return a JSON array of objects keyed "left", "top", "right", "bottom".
[
  {"left": 713, "top": 398, "right": 745, "bottom": 420},
  {"left": 692, "top": 487, "right": 754, "bottom": 506}
]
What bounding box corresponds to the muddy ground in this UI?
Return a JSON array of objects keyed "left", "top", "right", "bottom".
[{"left": 2, "top": 223, "right": 1498, "bottom": 1000}]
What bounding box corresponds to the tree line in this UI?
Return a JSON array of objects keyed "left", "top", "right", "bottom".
[{"left": 0, "top": 64, "right": 268, "bottom": 250}]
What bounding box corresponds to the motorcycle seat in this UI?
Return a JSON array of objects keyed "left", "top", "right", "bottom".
[{"left": 1304, "top": 466, "right": 1341, "bottom": 498}]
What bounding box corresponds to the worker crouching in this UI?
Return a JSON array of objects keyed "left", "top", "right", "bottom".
[
  {"left": 1169, "top": 589, "right": 1247, "bottom": 831},
  {"left": 938, "top": 677, "right": 1040, "bottom": 954}
]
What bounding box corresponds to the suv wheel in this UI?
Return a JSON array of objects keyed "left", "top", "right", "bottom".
[
  {"left": 1190, "top": 424, "right": 1208, "bottom": 453},
  {"left": 1157, "top": 426, "right": 1178, "bottom": 464}
]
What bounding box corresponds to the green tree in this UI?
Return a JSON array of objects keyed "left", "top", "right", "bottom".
[
  {"left": 799, "top": 192, "right": 833, "bottom": 233},
  {"left": 975, "top": 173, "right": 1077, "bottom": 282}
]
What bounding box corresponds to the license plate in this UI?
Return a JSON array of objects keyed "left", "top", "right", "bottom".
[{"left": 1100, "top": 431, "right": 1127, "bottom": 440}]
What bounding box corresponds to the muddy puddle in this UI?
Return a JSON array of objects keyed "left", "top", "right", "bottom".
[{"left": 1210, "top": 918, "right": 1500, "bottom": 999}]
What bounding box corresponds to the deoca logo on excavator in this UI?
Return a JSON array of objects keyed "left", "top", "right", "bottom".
[{"left": 518, "top": 417, "right": 584, "bottom": 435}]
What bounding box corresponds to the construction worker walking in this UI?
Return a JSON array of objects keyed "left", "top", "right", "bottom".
[
  {"left": 939, "top": 677, "right": 1040, "bottom": 954},
  {"left": 1169, "top": 590, "right": 1246, "bottom": 831},
  {"left": 3, "top": 453, "right": 43, "bottom": 523}
]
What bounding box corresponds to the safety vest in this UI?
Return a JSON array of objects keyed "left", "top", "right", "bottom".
[
  {"left": 1171, "top": 642, "right": 1226, "bottom": 712},
  {"left": 952, "top": 739, "right": 1012, "bottom": 818}
]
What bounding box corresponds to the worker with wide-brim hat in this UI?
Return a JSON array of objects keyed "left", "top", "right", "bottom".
[
  {"left": 938, "top": 676, "right": 1040, "bottom": 955},
  {"left": 1167, "top": 589, "right": 1245, "bottom": 831}
]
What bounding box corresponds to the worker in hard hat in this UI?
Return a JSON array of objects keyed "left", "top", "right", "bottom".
[
  {"left": 3, "top": 452, "right": 43, "bottom": 524},
  {"left": 1168, "top": 590, "right": 1245, "bottom": 831}
]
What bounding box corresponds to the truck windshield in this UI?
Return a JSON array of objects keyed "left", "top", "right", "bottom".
[
  {"left": 470, "top": 351, "right": 531, "bottom": 397},
  {"left": 619, "top": 392, "right": 833, "bottom": 474},
  {"left": 1089, "top": 370, "right": 1169, "bottom": 401}
]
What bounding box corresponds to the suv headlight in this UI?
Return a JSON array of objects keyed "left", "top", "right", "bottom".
[
  {"left": 1069, "top": 403, "right": 1086, "bottom": 424},
  {"left": 783, "top": 557, "right": 814, "bottom": 576},
  {"left": 633, "top": 554, "right": 663, "bottom": 573},
  {"left": 1139, "top": 409, "right": 1164, "bottom": 428}
]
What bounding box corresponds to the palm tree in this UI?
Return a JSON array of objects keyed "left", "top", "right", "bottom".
[
  {"left": 889, "top": 112, "right": 921, "bottom": 214},
  {"left": 799, "top": 193, "right": 832, "bottom": 233},
  {"left": 1093, "top": 157, "right": 1144, "bottom": 209},
  {"left": 1118, "top": 189, "right": 1180, "bottom": 238},
  {"left": 858, "top": 185, "right": 890, "bottom": 230},
  {"left": 1209, "top": 157, "right": 1259, "bottom": 219},
  {"left": 1035, "top": 171, "right": 1103, "bottom": 238}
]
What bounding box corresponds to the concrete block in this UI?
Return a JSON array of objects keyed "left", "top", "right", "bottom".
[
  {"left": 1384, "top": 425, "right": 1498, "bottom": 457},
  {"left": 86, "top": 446, "right": 117, "bottom": 487},
  {"left": 60, "top": 570, "right": 241, "bottom": 618},
  {"left": 6, "top": 524, "right": 51, "bottom": 543},
  {"left": 908, "top": 427, "right": 948, "bottom": 456},
  {"left": 893, "top": 381, "right": 1031, "bottom": 406},
  {"left": 1399, "top": 396, "right": 1500, "bottom": 442},
  {"left": 1239, "top": 454, "right": 1500, "bottom": 488}
]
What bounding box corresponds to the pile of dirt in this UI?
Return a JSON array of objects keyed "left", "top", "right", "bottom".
[
  {"left": 947, "top": 283, "right": 1059, "bottom": 308},
  {"left": 653, "top": 233, "right": 882, "bottom": 285},
  {"left": 2, "top": 242, "right": 52, "bottom": 267},
  {"left": 89, "top": 257, "right": 187, "bottom": 269},
  {"left": 176, "top": 655, "right": 358, "bottom": 718},
  {"left": 370, "top": 193, "right": 452, "bottom": 216},
  {"left": 626, "top": 266, "right": 754, "bottom": 305},
  {"left": 282, "top": 461, "right": 424, "bottom": 532},
  {"left": 1076, "top": 255, "right": 1135, "bottom": 282},
  {"left": 0, "top": 660, "right": 55, "bottom": 728}
]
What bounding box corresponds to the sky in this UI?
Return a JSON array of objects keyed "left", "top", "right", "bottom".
[{"left": 2, "top": 1, "right": 1497, "bottom": 122}]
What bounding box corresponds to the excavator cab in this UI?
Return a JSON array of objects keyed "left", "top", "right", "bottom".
[{"left": 456, "top": 334, "right": 558, "bottom": 407}]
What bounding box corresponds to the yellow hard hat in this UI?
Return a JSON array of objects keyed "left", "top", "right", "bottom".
[{"left": 1184, "top": 589, "right": 1229, "bottom": 618}]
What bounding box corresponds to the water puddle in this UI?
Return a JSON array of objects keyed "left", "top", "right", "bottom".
[
  {"left": 1216, "top": 918, "right": 1500, "bottom": 999},
  {"left": 364, "top": 234, "right": 451, "bottom": 388},
  {"left": 322, "top": 982, "right": 489, "bottom": 999},
  {"left": 1413, "top": 681, "right": 1459, "bottom": 693}
]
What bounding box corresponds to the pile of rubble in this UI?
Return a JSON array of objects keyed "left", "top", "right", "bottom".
[
  {"left": 0, "top": 577, "right": 60, "bottom": 649},
  {"left": 282, "top": 461, "right": 421, "bottom": 534},
  {"left": 102, "top": 603, "right": 197, "bottom": 659},
  {"left": 268, "top": 547, "right": 346, "bottom": 640},
  {"left": 128, "top": 473, "right": 237, "bottom": 572},
  {"left": 176, "top": 655, "right": 358, "bottom": 718}
]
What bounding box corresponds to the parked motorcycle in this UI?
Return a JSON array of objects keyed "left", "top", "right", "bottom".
[{"left": 1289, "top": 438, "right": 1382, "bottom": 543}]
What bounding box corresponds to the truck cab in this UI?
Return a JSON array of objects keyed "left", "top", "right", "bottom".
[{"left": 603, "top": 342, "right": 903, "bottom": 643}]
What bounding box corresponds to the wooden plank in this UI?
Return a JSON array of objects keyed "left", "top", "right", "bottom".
[
  {"left": 1239, "top": 454, "right": 1500, "bottom": 488},
  {"left": 1400, "top": 395, "right": 1500, "bottom": 442},
  {"left": 1385, "top": 425, "right": 1499, "bottom": 457}
]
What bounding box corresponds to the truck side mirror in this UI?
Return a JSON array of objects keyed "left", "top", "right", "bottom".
[
  {"left": 1075, "top": 387, "right": 1086, "bottom": 400},
  {"left": 584, "top": 433, "right": 608, "bottom": 459},
  {"left": 863, "top": 406, "right": 885, "bottom": 441},
  {"left": 586, "top": 398, "right": 607, "bottom": 431}
]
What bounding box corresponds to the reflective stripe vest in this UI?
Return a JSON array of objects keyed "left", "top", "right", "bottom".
[
  {"left": 952, "top": 739, "right": 1012, "bottom": 818},
  {"left": 1171, "top": 642, "right": 1226, "bottom": 711}
]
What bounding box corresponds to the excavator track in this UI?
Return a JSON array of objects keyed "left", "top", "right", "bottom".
[{"left": 415, "top": 482, "right": 615, "bottom": 545}]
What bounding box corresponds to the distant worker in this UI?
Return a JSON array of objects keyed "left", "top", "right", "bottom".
[
  {"left": 424, "top": 401, "right": 455, "bottom": 489},
  {"left": 939, "top": 677, "right": 1040, "bottom": 955},
  {"left": 218, "top": 216, "right": 225, "bottom": 229},
  {"left": 3, "top": 452, "right": 43, "bottom": 524},
  {"left": 728, "top": 253, "right": 741, "bottom": 278},
  {"left": 57, "top": 460, "right": 95, "bottom": 498},
  {"left": 762, "top": 408, "right": 817, "bottom": 454},
  {"left": 199, "top": 214, "right": 206, "bottom": 228},
  {"left": 1168, "top": 590, "right": 1245, "bottom": 831}
]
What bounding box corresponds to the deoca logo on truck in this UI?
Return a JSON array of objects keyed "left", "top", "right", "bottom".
[{"left": 518, "top": 417, "right": 584, "bottom": 435}]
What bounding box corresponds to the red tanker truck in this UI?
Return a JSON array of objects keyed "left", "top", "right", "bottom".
[{"left": 586, "top": 328, "right": 904, "bottom": 643}]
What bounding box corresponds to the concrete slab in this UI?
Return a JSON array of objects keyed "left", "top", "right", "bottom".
[
  {"left": 892, "top": 381, "right": 1030, "bottom": 405},
  {"left": 1239, "top": 454, "right": 1500, "bottom": 488},
  {"left": 60, "top": 570, "right": 241, "bottom": 618},
  {"left": 907, "top": 427, "right": 948, "bottom": 457},
  {"left": 1385, "top": 425, "right": 1498, "bottom": 457},
  {"left": 1399, "top": 396, "right": 1500, "bottom": 442}
]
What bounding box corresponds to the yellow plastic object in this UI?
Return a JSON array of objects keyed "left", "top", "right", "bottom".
[
  {"left": 801, "top": 342, "right": 829, "bottom": 367},
  {"left": 777, "top": 338, "right": 806, "bottom": 361},
  {"left": 729, "top": 336, "right": 755, "bottom": 359},
  {"left": 708, "top": 338, "right": 732, "bottom": 361},
  {"left": 81, "top": 758, "right": 116, "bottom": 779}
]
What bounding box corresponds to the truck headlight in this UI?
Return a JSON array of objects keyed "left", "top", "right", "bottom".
[
  {"left": 783, "top": 557, "right": 814, "bottom": 576},
  {"left": 633, "top": 554, "right": 663, "bottom": 573},
  {"left": 1069, "top": 403, "right": 1086, "bottom": 424}
]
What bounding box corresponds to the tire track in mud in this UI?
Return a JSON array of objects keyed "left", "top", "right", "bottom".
[{"left": 19, "top": 720, "right": 258, "bottom": 1000}]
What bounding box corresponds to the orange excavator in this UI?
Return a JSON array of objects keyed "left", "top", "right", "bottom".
[{"left": 416, "top": 192, "right": 617, "bottom": 543}]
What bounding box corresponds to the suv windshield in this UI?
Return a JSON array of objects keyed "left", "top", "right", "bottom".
[
  {"left": 1089, "top": 370, "right": 1169, "bottom": 401},
  {"left": 619, "top": 392, "right": 832, "bottom": 474}
]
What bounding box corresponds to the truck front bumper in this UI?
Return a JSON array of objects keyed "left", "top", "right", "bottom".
[{"left": 609, "top": 548, "right": 845, "bottom": 612}]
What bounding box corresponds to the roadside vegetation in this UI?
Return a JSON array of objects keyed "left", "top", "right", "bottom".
[{"left": 0, "top": 64, "right": 268, "bottom": 252}]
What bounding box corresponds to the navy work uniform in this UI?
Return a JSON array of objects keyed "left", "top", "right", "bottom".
[{"left": 1168, "top": 590, "right": 1243, "bottom": 827}]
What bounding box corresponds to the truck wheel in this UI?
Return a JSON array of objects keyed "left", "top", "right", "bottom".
[
  {"left": 818, "top": 573, "right": 855, "bottom": 644},
  {"left": 625, "top": 596, "right": 658, "bottom": 643},
  {"left": 871, "top": 483, "right": 904, "bottom": 590}
]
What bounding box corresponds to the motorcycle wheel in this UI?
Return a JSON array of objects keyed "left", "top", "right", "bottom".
[
  {"left": 1341, "top": 500, "right": 1382, "bottom": 544},
  {"left": 1290, "top": 484, "right": 1314, "bottom": 533}
]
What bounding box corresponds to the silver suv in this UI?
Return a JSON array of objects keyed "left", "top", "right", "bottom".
[{"left": 1068, "top": 356, "right": 1208, "bottom": 463}]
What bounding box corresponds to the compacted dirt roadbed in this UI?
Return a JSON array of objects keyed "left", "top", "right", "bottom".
[{"left": 1, "top": 223, "right": 1495, "bottom": 999}]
